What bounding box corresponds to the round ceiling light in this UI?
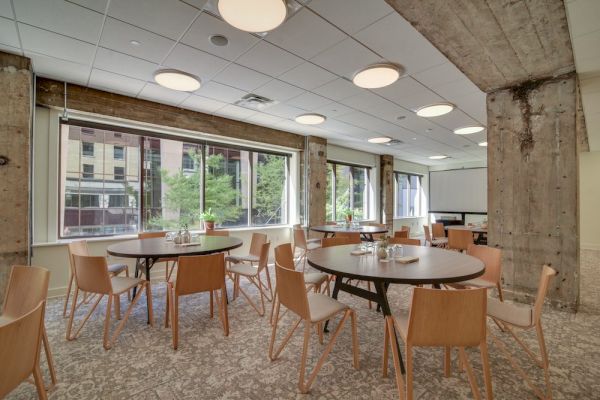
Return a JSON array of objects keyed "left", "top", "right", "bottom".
[
  {"left": 454, "top": 126, "right": 485, "bottom": 135},
  {"left": 429, "top": 155, "right": 449, "bottom": 160},
  {"left": 218, "top": 0, "right": 287, "bottom": 33},
  {"left": 154, "top": 69, "right": 201, "bottom": 92},
  {"left": 416, "top": 103, "right": 455, "bottom": 118},
  {"left": 352, "top": 63, "right": 403, "bottom": 89},
  {"left": 478, "top": 141, "right": 488, "bottom": 147},
  {"left": 295, "top": 113, "right": 326, "bottom": 125},
  {"left": 368, "top": 137, "right": 392, "bottom": 144}
]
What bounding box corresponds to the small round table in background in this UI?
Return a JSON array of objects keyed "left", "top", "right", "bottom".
[{"left": 310, "top": 224, "right": 388, "bottom": 241}]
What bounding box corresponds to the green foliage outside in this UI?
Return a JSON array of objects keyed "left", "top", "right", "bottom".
[{"left": 254, "top": 154, "right": 286, "bottom": 224}]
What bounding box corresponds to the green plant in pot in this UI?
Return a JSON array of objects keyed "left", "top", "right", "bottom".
[
  {"left": 201, "top": 208, "right": 217, "bottom": 231},
  {"left": 342, "top": 208, "right": 353, "bottom": 223}
]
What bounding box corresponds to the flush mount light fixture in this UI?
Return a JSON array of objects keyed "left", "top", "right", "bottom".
[
  {"left": 454, "top": 125, "right": 485, "bottom": 135},
  {"left": 295, "top": 113, "right": 326, "bottom": 125},
  {"left": 415, "top": 102, "right": 455, "bottom": 118},
  {"left": 129, "top": 40, "right": 141, "bottom": 46},
  {"left": 478, "top": 141, "right": 488, "bottom": 147},
  {"left": 154, "top": 69, "right": 201, "bottom": 92},
  {"left": 352, "top": 63, "right": 403, "bottom": 89},
  {"left": 429, "top": 155, "right": 449, "bottom": 160},
  {"left": 367, "top": 136, "right": 392, "bottom": 144},
  {"left": 218, "top": 0, "right": 287, "bottom": 33}
]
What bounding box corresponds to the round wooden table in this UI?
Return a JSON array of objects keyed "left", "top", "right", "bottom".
[
  {"left": 107, "top": 236, "right": 243, "bottom": 323},
  {"left": 307, "top": 244, "right": 484, "bottom": 373},
  {"left": 310, "top": 224, "right": 388, "bottom": 241}
]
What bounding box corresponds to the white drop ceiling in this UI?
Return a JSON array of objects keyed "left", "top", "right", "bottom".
[{"left": 0, "top": 0, "right": 490, "bottom": 165}]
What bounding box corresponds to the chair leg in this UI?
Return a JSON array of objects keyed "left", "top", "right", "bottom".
[
  {"left": 367, "top": 281, "right": 373, "bottom": 309},
  {"left": 114, "top": 294, "right": 121, "bottom": 320},
  {"left": 42, "top": 325, "right": 58, "bottom": 388},
  {"left": 102, "top": 295, "right": 113, "bottom": 350},
  {"left": 125, "top": 267, "right": 131, "bottom": 301},
  {"left": 480, "top": 340, "right": 494, "bottom": 400},
  {"left": 497, "top": 283, "right": 504, "bottom": 302},
  {"left": 165, "top": 283, "right": 171, "bottom": 328},
  {"left": 349, "top": 310, "right": 359, "bottom": 369},
  {"left": 63, "top": 273, "right": 74, "bottom": 318},
  {"left": 108, "top": 282, "right": 152, "bottom": 349},
  {"left": 444, "top": 346, "right": 452, "bottom": 377},
  {"left": 220, "top": 286, "right": 229, "bottom": 336},
  {"left": 65, "top": 286, "right": 79, "bottom": 340},
  {"left": 387, "top": 317, "right": 406, "bottom": 400},
  {"left": 536, "top": 323, "right": 552, "bottom": 400},
  {"left": 172, "top": 292, "right": 179, "bottom": 350},
  {"left": 406, "top": 344, "right": 413, "bottom": 400},
  {"left": 67, "top": 292, "right": 104, "bottom": 341},
  {"left": 269, "top": 302, "right": 303, "bottom": 361},
  {"left": 458, "top": 347, "right": 481, "bottom": 400},
  {"left": 382, "top": 318, "right": 390, "bottom": 378},
  {"left": 269, "top": 290, "right": 278, "bottom": 326},
  {"left": 265, "top": 265, "right": 274, "bottom": 299},
  {"left": 298, "top": 320, "right": 312, "bottom": 394},
  {"left": 210, "top": 290, "right": 214, "bottom": 319},
  {"left": 32, "top": 362, "right": 48, "bottom": 400}
]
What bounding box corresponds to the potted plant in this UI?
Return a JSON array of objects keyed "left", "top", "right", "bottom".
[
  {"left": 201, "top": 208, "right": 217, "bottom": 231},
  {"left": 342, "top": 208, "right": 353, "bottom": 223}
]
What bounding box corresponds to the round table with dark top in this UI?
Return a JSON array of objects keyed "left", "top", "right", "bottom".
[
  {"left": 310, "top": 224, "right": 388, "bottom": 241},
  {"left": 107, "top": 236, "right": 243, "bottom": 323},
  {"left": 307, "top": 244, "right": 484, "bottom": 373}
]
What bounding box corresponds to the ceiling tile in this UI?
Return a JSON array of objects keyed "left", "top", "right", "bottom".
[
  {"left": 311, "top": 78, "right": 363, "bottom": 101},
  {"left": 373, "top": 76, "right": 444, "bottom": 110},
  {"left": 108, "top": 0, "right": 199, "bottom": 40},
  {"left": 94, "top": 47, "right": 157, "bottom": 81},
  {"left": 14, "top": 0, "right": 103, "bottom": 44},
  {"left": 214, "top": 104, "right": 256, "bottom": 120},
  {"left": 431, "top": 109, "right": 480, "bottom": 132},
  {"left": 236, "top": 41, "right": 303, "bottom": 77},
  {"left": 0, "top": 43, "right": 21, "bottom": 55},
  {"left": 434, "top": 77, "right": 482, "bottom": 100},
  {"left": 263, "top": 103, "right": 305, "bottom": 119},
  {"left": 253, "top": 79, "right": 304, "bottom": 102},
  {"left": 26, "top": 52, "right": 90, "bottom": 85},
  {"left": 0, "top": 16, "right": 19, "bottom": 48},
  {"left": 0, "top": 0, "right": 13, "bottom": 18},
  {"left": 89, "top": 68, "right": 146, "bottom": 96},
  {"left": 278, "top": 62, "right": 336, "bottom": 90},
  {"left": 335, "top": 111, "right": 399, "bottom": 135},
  {"left": 310, "top": 37, "right": 381, "bottom": 79},
  {"left": 286, "top": 91, "right": 332, "bottom": 110},
  {"left": 180, "top": 94, "right": 227, "bottom": 113},
  {"left": 311, "top": 102, "right": 353, "bottom": 119},
  {"left": 308, "top": 0, "right": 393, "bottom": 35},
  {"left": 181, "top": 12, "right": 259, "bottom": 61},
  {"left": 451, "top": 92, "right": 487, "bottom": 125},
  {"left": 19, "top": 24, "right": 96, "bottom": 65},
  {"left": 212, "top": 63, "right": 271, "bottom": 92},
  {"left": 412, "top": 62, "right": 467, "bottom": 91},
  {"left": 573, "top": 31, "right": 600, "bottom": 75},
  {"left": 163, "top": 43, "right": 229, "bottom": 82},
  {"left": 322, "top": 119, "right": 371, "bottom": 139},
  {"left": 194, "top": 81, "right": 247, "bottom": 103},
  {"left": 100, "top": 18, "right": 175, "bottom": 64},
  {"left": 179, "top": 0, "right": 209, "bottom": 9},
  {"left": 354, "top": 12, "right": 447, "bottom": 75},
  {"left": 246, "top": 112, "right": 284, "bottom": 127},
  {"left": 138, "top": 83, "right": 190, "bottom": 106},
  {"left": 265, "top": 8, "right": 346, "bottom": 59},
  {"left": 69, "top": 0, "right": 108, "bottom": 13}
]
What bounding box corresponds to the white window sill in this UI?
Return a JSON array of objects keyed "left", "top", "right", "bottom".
[{"left": 392, "top": 216, "right": 427, "bottom": 220}]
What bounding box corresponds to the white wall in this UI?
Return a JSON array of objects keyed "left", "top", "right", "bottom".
[{"left": 580, "top": 151, "right": 600, "bottom": 250}]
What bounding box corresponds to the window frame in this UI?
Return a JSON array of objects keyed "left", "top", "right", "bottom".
[
  {"left": 326, "top": 160, "right": 371, "bottom": 222},
  {"left": 393, "top": 171, "right": 425, "bottom": 218}
]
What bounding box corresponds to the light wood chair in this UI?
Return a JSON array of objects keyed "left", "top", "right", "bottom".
[
  {"left": 447, "top": 229, "right": 474, "bottom": 252},
  {"left": 1, "top": 266, "right": 56, "bottom": 391},
  {"left": 389, "top": 237, "right": 421, "bottom": 246},
  {"left": 269, "top": 264, "right": 359, "bottom": 394},
  {"left": 293, "top": 224, "right": 320, "bottom": 245},
  {"left": 66, "top": 254, "right": 153, "bottom": 349},
  {"left": 0, "top": 301, "right": 47, "bottom": 400},
  {"left": 321, "top": 236, "right": 361, "bottom": 248},
  {"left": 206, "top": 229, "right": 230, "bottom": 237},
  {"left": 368, "top": 223, "right": 388, "bottom": 240},
  {"left": 165, "top": 253, "right": 229, "bottom": 349},
  {"left": 432, "top": 223, "right": 446, "bottom": 238},
  {"left": 447, "top": 245, "right": 503, "bottom": 300},
  {"left": 225, "top": 232, "right": 271, "bottom": 299},
  {"left": 63, "top": 240, "right": 130, "bottom": 318},
  {"left": 487, "top": 265, "right": 557, "bottom": 400},
  {"left": 228, "top": 242, "right": 272, "bottom": 316},
  {"left": 394, "top": 230, "right": 409, "bottom": 238},
  {"left": 383, "top": 287, "right": 492, "bottom": 400},
  {"left": 138, "top": 231, "right": 178, "bottom": 282},
  {"left": 335, "top": 231, "right": 362, "bottom": 242},
  {"left": 293, "top": 228, "right": 320, "bottom": 271},
  {"left": 423, "top": 225, "right": 447, "bottom": 247}
]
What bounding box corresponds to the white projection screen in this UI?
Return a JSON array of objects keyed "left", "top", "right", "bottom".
[{"left": 429, "top": 168, "right": 487, "bottom": 212}]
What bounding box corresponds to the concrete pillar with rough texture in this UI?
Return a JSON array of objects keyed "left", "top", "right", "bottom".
[
  {"left": 0, "top": 52, "right": 32, "bottom": 306},
  {"left": 380, "top": 155, "right": 394, "bottom": 233},
  {"left": 306, "top": 136, "right": 327, "bottom": 239}
]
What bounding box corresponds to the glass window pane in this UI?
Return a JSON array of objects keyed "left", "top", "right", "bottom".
[
  {"left": 335, "top": 164, "right": 351, "bottom": 220},
  {"left": 326, "top": 163, "right": 334, "bottom": 222},
  {"left": 252, "top": 153, "right": 287, "bottom": 225},
  {"left": 351, "top": 166, "right": 368, "bottom": 220}
]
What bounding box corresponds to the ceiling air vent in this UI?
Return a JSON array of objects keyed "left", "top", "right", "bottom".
[{"left": 234, "top": 93, "right": 278, "bottom": 110}]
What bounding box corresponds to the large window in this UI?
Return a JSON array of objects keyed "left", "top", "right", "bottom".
[
  {"left": 326, "top": 161, "right": 370, "bottom": 221},
  {"left": 59, "top": 121, "right": 289, "bottom": 238},
  {"left": 394, "top": 172, "right": 425, "bottom": 218}
]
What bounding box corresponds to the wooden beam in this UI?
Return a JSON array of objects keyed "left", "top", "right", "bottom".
[{"left": 35, "top": 77, "right": 305, "bottom": 150}]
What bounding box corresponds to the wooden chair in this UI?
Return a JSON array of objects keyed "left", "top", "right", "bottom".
[
  {"left": 389, "top": 237, "right": 421, "bottom": 246},
  {"left": 293, "top": 224, "right": 320, "bottom": 245},
  {"left": 138, "top": 231, "right": 178, "bottom": 282},
  {"left": 63, "top": 240, "right": 129, "bottom": 318},
  {"left": 423, "top": 225, "right": 447, "bottom": 247},
  {"left": 383, "top": 287, "right": 492, "bottom": 400},
  {"left": 66, "top": 254, "right": 153, "bottom": 349},
  {"left": 165, "top": 253, "right": 229, "bottom": 349},
  {"left": 368, "top": 223, "right": 388, "bottom": 240},
  {"left": 0, "top": 301, "right": 47, "bottom": 400},
  {"left": 228, "top": 242, "right": 272, "bottom": 316},
  {"left": 321, "top": 236, "right": 360, "bottom": 248},
  {"left": 447, "top": 245, "right": 503, "bottom": 300},
  {"left": 206, "top": 229, "right": 230, "bottom": 237},
  {"left": 432, "top": 223, "right": 446, "bottom": 238},
  {"left": 447, "top": 229, "right": 474, "bottom": 252},
  {"left": 1, "top": 266, "right": 56, "bottom": 391},
  {"left": 394, "top": 230, "right": 409, "bottom": 238},
  {"left": 269, "top": 264, "right": 359, "bottom": 394},
  {"left": 226, "top": 232, "right": 271, "bottom": 299},
  {"left": 487, "top": 265, "right": 557, "bottom": 400},
  {"left": 335, "top": 231, "right": 362, "bottom": 242},
  {"left": 293, "top": 228, "right": 320, "bottom": 271}
]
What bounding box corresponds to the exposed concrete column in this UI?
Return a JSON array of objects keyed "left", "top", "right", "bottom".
[
  {"left": 380, "top": 155, "right": 394, "bottom": 233},
  {"left": 306, "top": 136, "right": 327, "bottom": 239},
  {"left": 0, "top": 52, "right": 32, "bottom": 305}
]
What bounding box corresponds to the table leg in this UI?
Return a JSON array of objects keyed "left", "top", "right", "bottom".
[
  {"left": 132, "top": 258, "right": 141, "bottom": 298},
  {"left": 144, "top": 257, "right": 153, "bottom": 324},
  {"left": 374, "top": 281, "right": 405, "bottom": 375},
  {"left": 376, "top": 282, "right": 390, "bottom": 313}
]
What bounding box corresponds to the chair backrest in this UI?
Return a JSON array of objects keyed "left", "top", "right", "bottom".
[
  {"left": 292, "top": 224, "right": 301, "bottom": 229},
  {"left": 401, "top": 225, "right": 410, "bottom": 234},
  {"left": 72, "top": 254, "right": 112, "bottom": 295},
  {"left": 257, "top": 242, "right": 271, "bottom": 272},
  {"left": 447, "top": 229, "right": 473, "bottom": 251},
  {"left": 293, "top": 228, "right": 307, "bottom": 250},
  {"left": 423, "top": 225, "right": 432, "bottom": 243},
  {"left": 274, "top": 243, "right": 295, "bottom": 271},
  {"left": 432, "top": 223, "right": 445, "bottom": 238},
  {"left": 67, "top": 240, "right": 89, "bottom": 274},
  {"left": 0, "top": 301, "right": 45, "bottom": 399},
  {"left": 249, "top": 233, "right": 268, "bottom": 257},
  {"left": 467, "top": 244, "right": 502, "bottom": 284},
  {"left": 394, "top": 230, "right": 409, "bottom": 238},
  {"left": 335, "top": 232, "right": 361, "bottom": 242},
  {"left": 533, "top": 265, "right": 558, "bottom": 323},
  {"left": 321, "top": 236, "right": 359, "bottom": 248},
  {"left": 368, "top": 223, "right": 387, "bottom": 240},
  {"left": 389, "top": 237, "right": 421, "bottom": 246},
  {"left": 2, "top": 266, "right": 49, "bottom": 320},
  {"left": 274, "top": 264, "right": 309, "bottom": 319},
  {"left": 325, "top": 221, "right": 337, "bottom": 225},
  {"left": 175, "top": 253, "right": 225, "bottom": 296},
  {"left": 138, "top": 231, "right": 167, "bottom": 239},
  {"left": 206, "top": 229, "right": 229, "bottom": 237},
  {"left": 407, "top": 287, "right": 487, "bottom": 347}
]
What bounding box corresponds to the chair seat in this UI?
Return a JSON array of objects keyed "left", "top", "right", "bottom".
[
  {"left": 306, "top": 238, "right": 321, "bottom": 245},
  {"left": 451, "top": 277, "right": 496, "bottom": 289},
  {"left": 111, "top": 276, "right": 143, "bottom": 295},
  {"left": 306, "top": 242, "right": 321, "bottom": 251},
  {"left": 108, "top": 263, "right": 128, "bottom": 274},
  {"left": 228, "top": 263, "right": 258, "bottom": 277},
  {"left": 304, "top": 272, "right": 329, "bottom": 286},
  {"left": 487, "top": 297, "right": 533, "bottom": 328},
  {"left": 225, "top": 254, "right": 259, "bottom": 264},
  {"left": 307, "top": 293, "right": 348, "bottom": 323}
]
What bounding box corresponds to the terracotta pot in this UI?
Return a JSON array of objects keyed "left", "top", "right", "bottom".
[
  {"left": 345, "top": 215, "right": 353, "bottom": 223},
  {"left": 204, "top": 221, "right": 215, "bottom": 231}
]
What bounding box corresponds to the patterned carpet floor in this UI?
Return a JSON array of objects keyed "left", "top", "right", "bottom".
[{"left": 6, "top": 256, "right": 600, "bottom": 400}]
